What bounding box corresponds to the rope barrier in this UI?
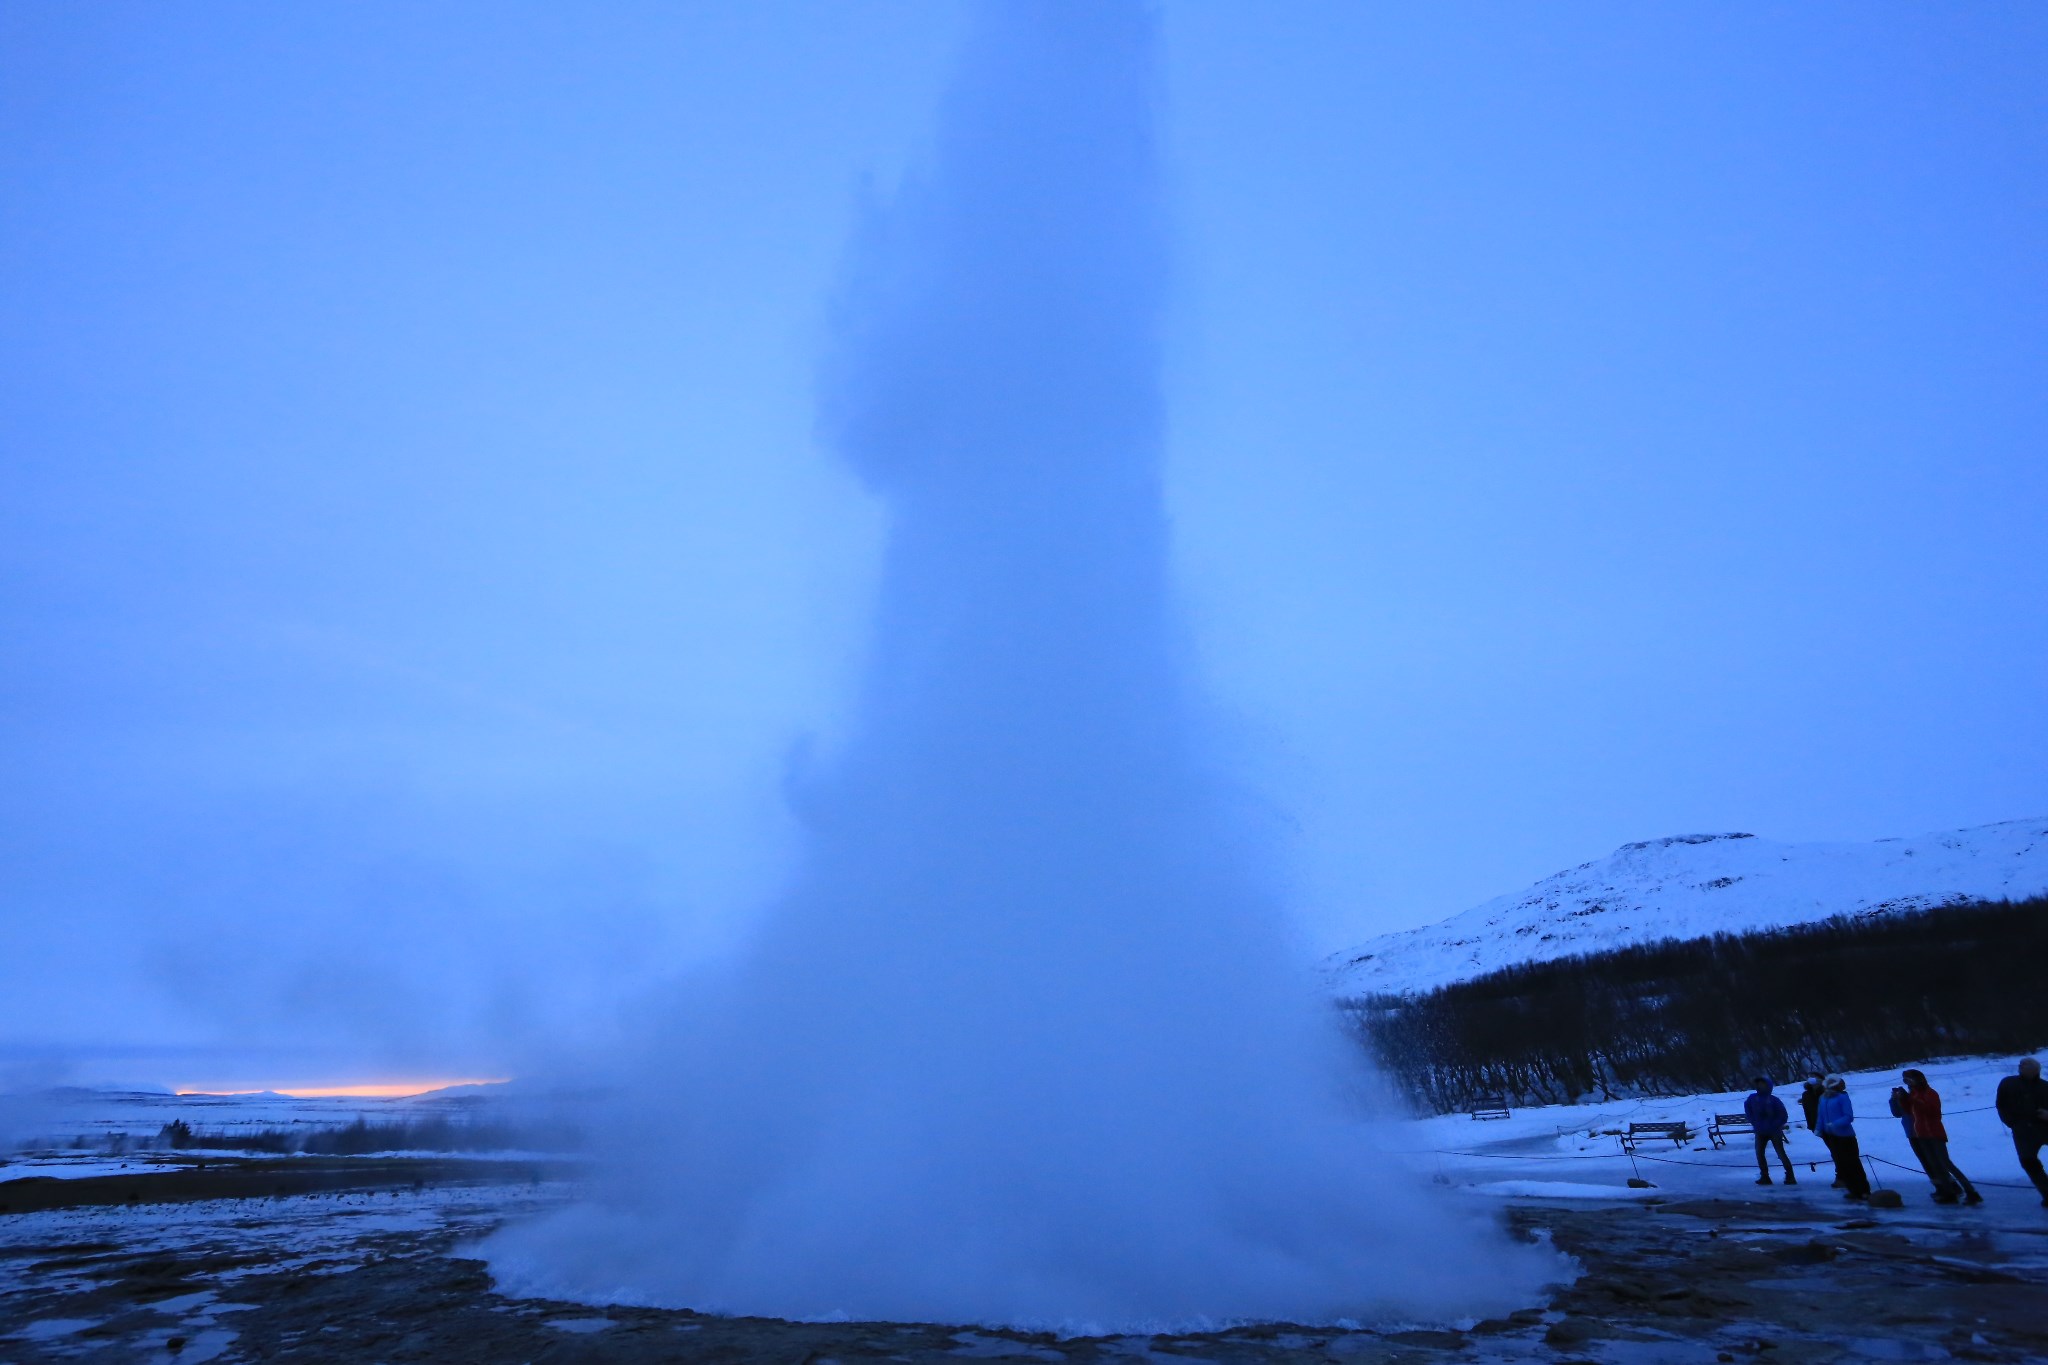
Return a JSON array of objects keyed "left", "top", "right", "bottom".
[
  {"left": 1420, "top": 1149, "right": 1612, "bottom": 1163},
  {"left": 1411, "top": 1139, "right": 2045, "bottom": 1189},
  {"left": 1426, "top": 1146, "right": 1770, "bottom": 1172},
  {"left": 1418, "top": 1068, "right": 2045, "bottom": 1195},
  {"left": 1859, "top": 1153, "right": 2040, "bottom": 1192},
  {"left": 1626, "top": 1151, "right": 1767, "bottom": 1171}
]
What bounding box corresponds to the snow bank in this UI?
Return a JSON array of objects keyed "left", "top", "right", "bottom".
[{"left": 1332, "top": 818, "right": 2048, "bottom": 996}]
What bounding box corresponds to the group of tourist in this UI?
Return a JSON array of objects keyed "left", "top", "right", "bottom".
[{"left": 1738, "top": 1058, "right": 2048, "bottom": 1206}]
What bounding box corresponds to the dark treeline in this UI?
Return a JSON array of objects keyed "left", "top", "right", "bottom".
[
  {"left": 1347, "top": 897, "right": 2047, "bottom": 1114},
  {"left": 152, "top": 1115, "right": 580, "bottom": 1155}
]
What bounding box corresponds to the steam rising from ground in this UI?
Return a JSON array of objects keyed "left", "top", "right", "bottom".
[{"left": 487, "top": 1, "right": 1563, "bottom": 1330}]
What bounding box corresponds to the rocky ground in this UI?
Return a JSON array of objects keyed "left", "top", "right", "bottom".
[{"left": 2, "top": 1161, "right": 2045, "bottom": 1364}]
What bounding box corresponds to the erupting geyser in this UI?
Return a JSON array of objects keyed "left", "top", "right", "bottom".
[{"left": 487, "top": 0, "right": 1563, "bottom": 1329}]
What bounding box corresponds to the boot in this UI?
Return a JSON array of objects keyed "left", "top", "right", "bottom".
[
  {"left": 1783, "top": 1172, "right": 1797, "bottom": 1185},
  {"left": 1755, "top": 1175, "right": 1772, "bottom": 1185}
]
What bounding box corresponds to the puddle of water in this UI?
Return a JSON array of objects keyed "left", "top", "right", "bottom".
[
  {"left": 1097, "top": 1336, "right": 1213, "bottom": 1362},
  {"left": 544, "top": 1316, "right": 614, "bottom": 1334},
  {"left": 1833, "top": 1337, "right": 1954, "bottom": 1361},
  {"left": 138, "top": 1325, "right": 239, "bottom": 1364},
  {"left": 6, "top": 1316, "right": 101, "bottom": 1341},
  {"left": 949, "top": 1330, "right": 1066, "bottom": 1360}
]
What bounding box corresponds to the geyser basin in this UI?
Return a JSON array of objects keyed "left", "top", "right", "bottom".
[{"left": 485, "top": 0, "right": 1566, "bottom": 1330}]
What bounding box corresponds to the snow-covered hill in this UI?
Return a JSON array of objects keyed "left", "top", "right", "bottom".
[{"left": 1329, "top": 817, "right": 2048, "bottom": 998}]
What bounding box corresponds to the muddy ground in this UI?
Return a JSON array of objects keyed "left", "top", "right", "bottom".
[{"left": 2, "top": 1161, "right": 2044, "bottom": 1363}]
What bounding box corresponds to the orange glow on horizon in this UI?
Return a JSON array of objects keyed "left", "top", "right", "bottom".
[{"left": 174, "top": 1078, "right": 508, "bottom": 1099}]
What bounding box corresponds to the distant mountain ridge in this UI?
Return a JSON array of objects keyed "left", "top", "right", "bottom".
[{"left": 1329, "top": 817, "right": 2048, "bottom": 998}]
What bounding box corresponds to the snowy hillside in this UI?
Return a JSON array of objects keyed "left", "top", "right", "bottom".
[{"left": 1330, "top": 817, "right": 2048, "bottom": 998}]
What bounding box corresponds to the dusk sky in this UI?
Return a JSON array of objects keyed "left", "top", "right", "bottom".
[{"left": 5, "top": 2, "right": 2044, "bottom": 1090}]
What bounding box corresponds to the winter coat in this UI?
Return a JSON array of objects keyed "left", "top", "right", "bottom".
[
  {"left": 1818, "top": 1091, "right": 1856, "bottom": 1138},
  {"left": 1889, "top": 1087, "right": 1915, "bottom": 1139},
  {"left": 1799, "top": 1083, "right": 1823, "bottom": 1130},
  {"left": 1743, "top": 1091, "right": 1789, "bottom": 1137},
  {"left": 1904, "top": 1087, "right": 1947, "bottom": 1143},
  {"left": 1996, "top": 1074, "right": 2048, "bottom": 1135}
]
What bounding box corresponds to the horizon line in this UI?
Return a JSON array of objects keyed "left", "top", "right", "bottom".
[{"left": 173, "top": 1078, "right": 510, "bottom": 1099}]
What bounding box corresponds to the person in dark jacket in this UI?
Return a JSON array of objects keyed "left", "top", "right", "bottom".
[
  {"left": 1886, "top": 1081, "right": 1925, "bottom": 1203},
  {"left": 1903, "top": 1069, "right": 1981, "bottom": 1205},
  {"left": 1995, "top": 1057, "right": 2048, "bottom": 1205},
  {"left": 1889, "top": 1085, "right": 1916, "bottom": 1140},
  {"left": 1799, "top": 1075, "right": 1825, "bottom": 1132},
  {"left": 1744, "top": 1077, "right": 1795, "bottom": 1185},
  {"left": 1800, "top": 1075, "right": 1837, "bottom": 1184},
  {"left": 1817, "top": 1075, "right": 1870, "bottom": 1200}
]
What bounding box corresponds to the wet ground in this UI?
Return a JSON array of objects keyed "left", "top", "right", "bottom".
[{"left": 2, "top": 1161, "right": 2045, "bottom": 1363}]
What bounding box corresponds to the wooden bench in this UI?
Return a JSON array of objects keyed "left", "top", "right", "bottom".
[
  {"left": 1619, "top": 1121, "right": 1694, "bottom": 1153},
  {"left": 1467, "top": 1095, "right": 1511, "bottom": 1121},
  {"left": 1706, "top": 1113, "right": 1753, "bottom": 1149}
]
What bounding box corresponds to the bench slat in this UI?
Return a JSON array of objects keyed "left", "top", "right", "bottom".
[
  {"left": 1618, "top": 1120, "right": 1694, "bottom": 1153},
  {"left": 1705, "top": 1113, "right": 1755, "bottom": 1148}
]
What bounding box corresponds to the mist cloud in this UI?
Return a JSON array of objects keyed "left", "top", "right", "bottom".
[{"left": 485, "top": 1, "right": 1562, "bottom": 1329}]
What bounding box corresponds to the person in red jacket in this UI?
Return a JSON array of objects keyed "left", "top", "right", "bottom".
[{"left": 1902, "top": 1069, "right": 1982, "bottom": 1206}]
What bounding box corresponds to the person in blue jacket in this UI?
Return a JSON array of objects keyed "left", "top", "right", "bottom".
[
  {"left": 1744, "top": 1077, "right": 1796, "bottom": 1185},
  {"left": 1817, "top": 1075, "right": 1870, "bottom": 1200}
]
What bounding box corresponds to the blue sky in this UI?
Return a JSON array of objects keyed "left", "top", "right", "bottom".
[{"left": 4, "top": 2, "right": 2044, "bottom": 1087}]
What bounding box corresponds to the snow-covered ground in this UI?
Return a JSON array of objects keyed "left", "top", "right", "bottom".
[
  {"left": 0, "top": 1154, "right": 275, "bottom": 1182},
  {"left": 1330, "top": 817, "right": 2048, "bottom": 996},
  {"left": 3, "top": 1055, "right": 2042, "bottom": 1360},
  {"left": 0, "top": 1179, "right": 568, "bottom": 1362},
  {"left": 1402, "top": 1052, "right": 2048, "bottom": 1238}
]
